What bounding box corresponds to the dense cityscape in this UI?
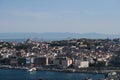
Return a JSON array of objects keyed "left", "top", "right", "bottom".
[
  {"left": 1, "top": 38, "right": 120, "bottom": 79},
  {"left": 1, "top": 0, "right": 120, "bottom": 79},
  {"left": 1, "top": 38, "right": 120, "bottom": 68}
]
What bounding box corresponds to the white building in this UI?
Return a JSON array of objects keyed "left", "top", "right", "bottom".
[
  {"left": 74, "top": 60, "right": 89, "bottom": 68},
  {"left": 26, "top": 57, "right": 31, "bottom": 64}
]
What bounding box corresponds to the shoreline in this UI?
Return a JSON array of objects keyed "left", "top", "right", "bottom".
[{"left": 0, "top": 65, "right": 120, "bottom": 74}]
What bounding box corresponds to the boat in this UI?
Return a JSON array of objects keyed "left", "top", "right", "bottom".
[{"left": 28, "top": 67, "right": 36, "bottom": 72}]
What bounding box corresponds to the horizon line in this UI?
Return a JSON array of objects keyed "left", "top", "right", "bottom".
[{"left": 0, "top": 32, "right": 119, "bottom": 35}]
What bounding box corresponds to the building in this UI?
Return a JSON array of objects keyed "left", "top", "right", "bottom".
[
  {"left": 53, "top": 57, "right": 72, "bottom": 68},
  {"left": 34, "top": 57, "right": 49, "bottom": 66},
  {"left": 10, "top": 56, "right": 17, "bottom": 66},
  {"left": 26, "top": 57, "right": 31, "bottom": 66},
  {"left": 74, "top": 60, "right": 89, "bottom": 68},
  {"left": 17, "top": 58, "right": 26, "bottom": 66}
]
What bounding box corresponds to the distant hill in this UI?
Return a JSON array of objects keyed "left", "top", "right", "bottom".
[{"left": 0, "top": 32, "right": 120, "bottom": 40}]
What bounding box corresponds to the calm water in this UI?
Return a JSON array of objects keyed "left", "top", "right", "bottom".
[
  {"left": 0, "top": 69, "right": 105, "bottom": 80},
  {"left": 2, "top": 39, "right": 49, "bottom": 42}
]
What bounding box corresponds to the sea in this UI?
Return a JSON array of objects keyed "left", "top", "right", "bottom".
[
  {"left": 1, "top": 39, "right": 26, "bottom": 42},
  {"left": 0, "top": 69, "right": 105, "bottom": 80},
  {"left": 1, "top": 39, "right": 50, "bottom": 42}
]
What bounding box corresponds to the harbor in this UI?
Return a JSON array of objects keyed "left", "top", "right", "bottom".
[
  {"left": 0, "top": 69, "right": 105, "bottom": 80},
  {"left": 1, "top": 68, "right": 120, "bottom": 80},
  {"left": 1, "top": 65, "right": 120, "bottom": 74}
]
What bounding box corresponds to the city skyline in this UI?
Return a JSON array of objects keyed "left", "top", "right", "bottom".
[{"left": 0, "top": 0, "right": 120, "bottom": 34}]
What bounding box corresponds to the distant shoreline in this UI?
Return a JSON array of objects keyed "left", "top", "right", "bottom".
[{"left": 1, "top": 32, "right": 120, "bottom": 40}]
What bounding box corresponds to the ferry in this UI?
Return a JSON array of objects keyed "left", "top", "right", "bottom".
[
  {"left": 28, "top": 67, "right": 36, "bottom": 72},
  {"left": 27, "top": 63, "right": 36, "bottom": 72}
]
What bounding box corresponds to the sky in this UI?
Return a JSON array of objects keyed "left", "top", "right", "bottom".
[{"left": 0, "top": 0, "right": 120, "bottom": 34}]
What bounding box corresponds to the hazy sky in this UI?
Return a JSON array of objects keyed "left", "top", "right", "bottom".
[{"left": 0, "top": 0, "right": 120, "bottom": 34}]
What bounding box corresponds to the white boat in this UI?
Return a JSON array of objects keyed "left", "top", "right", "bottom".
[{"left": 28, "top": 67, "right": 36, "bottom": 72}]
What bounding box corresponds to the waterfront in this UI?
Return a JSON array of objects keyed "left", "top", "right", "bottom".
[{"left": 0, "top": 69, "right": 105, "bottom": 80}]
